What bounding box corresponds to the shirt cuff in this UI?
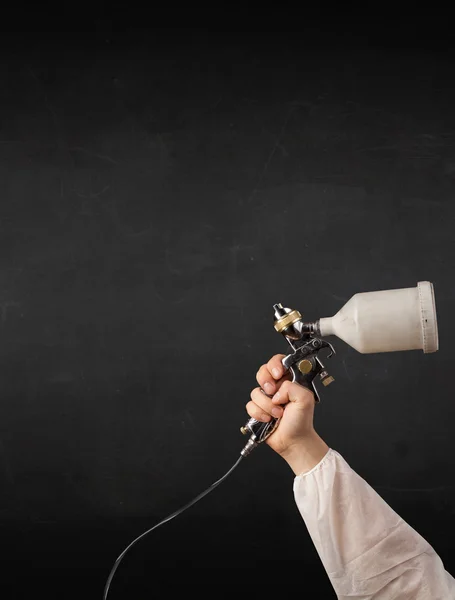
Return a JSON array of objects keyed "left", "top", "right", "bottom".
[{"left": 293, "top": 447, "right": 333, "bottom": 480}]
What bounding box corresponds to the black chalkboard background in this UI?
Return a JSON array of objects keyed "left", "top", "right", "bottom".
[{"left": 1, "top": 22, "right": 454, "bottom": 599}]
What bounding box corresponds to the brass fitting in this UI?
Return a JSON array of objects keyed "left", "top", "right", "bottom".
[{"left": 274, "top": 310, "right": 302, "bottom": 333}]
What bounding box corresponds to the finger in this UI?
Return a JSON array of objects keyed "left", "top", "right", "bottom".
[
  {"left": 256, "top": 356, "right": 290, "bottom": 395},
  {"left": 272, "top": 380, "right": 315, "bottom": 406},
  {"left": 267, "top": 354, "right": 288, "bottom": 380},
  {"left": 250, "top": 387, "right": 284, "bottom": 419},
  {"left": 256, "top": 364, "right": 276, "bottom": 395},
  {"left": 246, "top": 400, "right": 272, "bottom": 423}
]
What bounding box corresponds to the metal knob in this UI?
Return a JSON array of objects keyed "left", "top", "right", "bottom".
[{"left": 298, "top": 359, "right": 313, "bottom": 374}]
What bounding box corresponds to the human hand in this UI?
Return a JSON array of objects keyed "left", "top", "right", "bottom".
[{"left": 246, "top": 354, "right": 329, "bottom": 475}]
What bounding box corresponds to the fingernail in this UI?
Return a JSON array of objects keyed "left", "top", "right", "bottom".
[
  {"left": 272, "top": 368, "right": 281, "bottom": 378},
  {"left": 263, "top": 382, "right": 274, "bottom": 394},
  {"left": 272, "top": 407, "right": 282, "bottom": 418},
  {"left": 272, "top": 392, "right": 280, "bottom": 403}
]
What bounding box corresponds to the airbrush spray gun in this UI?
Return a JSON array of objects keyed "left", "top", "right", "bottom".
[
  {"left": 104, "top": 281, "right": 439, "bottom": 600},
  {"left": 239, "top": 281, "right": 439, "bottom": 457}
]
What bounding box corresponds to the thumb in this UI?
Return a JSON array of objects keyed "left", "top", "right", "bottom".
[{"left": 272, "top": 380, "right": 315, "bottom": 407}]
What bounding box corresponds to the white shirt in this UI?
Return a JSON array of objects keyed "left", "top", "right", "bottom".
[{"left": 294, "top": 449, "right": 455, "bottom": 599}]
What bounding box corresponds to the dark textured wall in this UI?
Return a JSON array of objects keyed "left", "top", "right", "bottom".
[{"left": 1, "top": 26, "right": 454, "bottom": 598}]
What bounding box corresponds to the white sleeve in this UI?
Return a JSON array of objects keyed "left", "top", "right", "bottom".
[{"left": 293, "top": 448, "right": 455, "bottom": 599}]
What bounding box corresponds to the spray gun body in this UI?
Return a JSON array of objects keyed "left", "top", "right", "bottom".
[
  {"left": 240, "top": 303, "right": 335, "bottom": 457},
  {"left": 240, "top": 282, "right": 439, "bottom": 457}
]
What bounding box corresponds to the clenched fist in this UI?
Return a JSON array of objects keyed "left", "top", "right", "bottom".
[{"left": 246, "top": 354, "right": 329, "bottom": 475}]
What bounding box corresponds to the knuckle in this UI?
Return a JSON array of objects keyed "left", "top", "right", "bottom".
[
  {"left": 303, "top": 388, "right": 316, "bottom": 404},
  {"left": 295, "top": 384, "right": 314, "bottom": 404},
  {"left": 250, "top": 387, "right": 261, "bottom": 400},
  {"left": 268, "top": 356, "right": 279, "bottom": 367},
  {"left": 247, "top": 401, "right": 268, "bottom": 421},
  {"left": 280, "top": 379, "right": 291, "bottom": 393},
  {"left": 256, "top": 365, "right": 266, "bottom": 381},
  {"left": 246, "top": 400, "right": 255, "bottom": 414}
]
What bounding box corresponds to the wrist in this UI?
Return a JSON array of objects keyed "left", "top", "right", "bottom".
[{"left": 280, "top": 431, "right": 329, "bottom": 476}]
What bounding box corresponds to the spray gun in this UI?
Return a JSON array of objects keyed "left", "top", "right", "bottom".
[
  {"left": 104, "top": 281, "right": 439, "bottom": 600},
  {"left": 240, "top": 281, "right": 439, "bottom": 457},
  {"left": 240, "top": 303, "right": 336, "bottom": 457}
]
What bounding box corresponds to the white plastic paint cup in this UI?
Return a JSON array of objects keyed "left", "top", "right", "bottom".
[{"left": 319, "top": 281, "right": 438, "bottom": 354}]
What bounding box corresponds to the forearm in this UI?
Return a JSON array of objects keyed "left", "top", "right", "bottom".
[{"left": 292, "top": 448, "right": 455, "bottom": 599}]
